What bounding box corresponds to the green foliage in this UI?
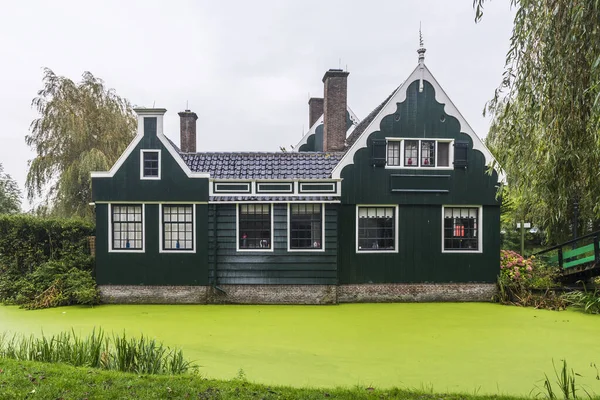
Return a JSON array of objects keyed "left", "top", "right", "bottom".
[
  {"left": 535, "top": 360, "right": 586, "bottom": 400},
  {"left": 0, "top": 329, "right": 192, "bottom": 375},
  {"left": 0, "top": 214, "right": 97, "bottom": 308},
  {"left": 26, "top": 68, "right": 136, "bottom": 219},
  {"left": 563, "top": 287, "right": 600, "bottom": 314},
  {"left": 496, "top": 251, "right": 565, "bottom": 309},
  {"left": 474, "top": 0, "right": 600, "bottom": 243},
  {"left": 0, "top": 163, "right": 21, "bottom": 214}
]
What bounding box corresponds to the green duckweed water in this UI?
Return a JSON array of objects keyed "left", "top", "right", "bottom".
[{"left": 0, "top": 303, "right": 598, "bottom": 396}]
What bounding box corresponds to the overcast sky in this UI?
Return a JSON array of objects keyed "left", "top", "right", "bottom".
[{"left": 0, "top": 1, "right": 514, "bottom": 208}]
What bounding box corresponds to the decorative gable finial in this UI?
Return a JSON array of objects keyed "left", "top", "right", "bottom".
[{"left": 417, "top": 22, "right": 426, "bottom": 64}]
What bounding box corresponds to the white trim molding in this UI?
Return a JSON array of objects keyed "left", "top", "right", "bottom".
[
  {"left": 140, "top": 149, "right": 162, "bottom": 180},
  {"left": 286, "top": 203, "right": 326, "bottom": 252},
  {"left": 108, "top": 203, "right": 146, "bottom": 253},
  {"left": 441, "top": 205, "right": 483, "bottom": 254},
  {"left": 355, "top": 204, "right": 399, "bottom": 254},
  {"left": 159, "top": 204, "right": 197, "bottom": 254},
  {"left": 236, "top": 203, "right": 275, "bottom": 253},
  {"left": 331, "top": 64, "right": 506, "bottom": 183},
  {"left": 91, "top": 108, "right": 210, "bottom": 179}
]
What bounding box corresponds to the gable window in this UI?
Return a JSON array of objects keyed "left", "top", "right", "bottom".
[
  {"left": 111, "top": 204, "right": 143, "bottom": 251},
  {"left": 289, "top": 204, "right": 323, "bottom": 250},
  {"left": 238, "top": 204, "right": 272, "bottom": 250},
  {"left": 357, "top": 206, "right": 397, "bottom": 252},
  {"left": 162, "top": 205, "right": 194, "bottom": 251},
  {"left": 386, "top": 139, "right": 453, "bottom": 169},
  {"left": 443, "top": 206, "right": 481, "bottom": 252},
  {"left": 140, "top": 150, "right": 160, "bottom": 179}
]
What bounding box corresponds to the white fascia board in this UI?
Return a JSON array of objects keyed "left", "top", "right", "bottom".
[
  {"left": 91, "top": 108, "right": 210, "bottom": 179},
  {"left": 294, "top": 115, "right": 324, "bottom": 151},
  {"left": 331, "top": 64, "right": 506, "bottom": 183},
  {"left": 346, "top": 106, "right": 360, "bottom": 138}
]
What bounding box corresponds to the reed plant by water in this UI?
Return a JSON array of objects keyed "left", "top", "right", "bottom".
[{"left": 0, "top": 328, "right": 192, "bottom": 375}]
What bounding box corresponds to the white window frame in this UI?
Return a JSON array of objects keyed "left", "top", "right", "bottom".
[
  {"left": 159, "top": 204, "right": 196, "bottom": 254},
  {"left": 287, "top": 203, "right": 326, "bottom": 252},
  {"left": 385, "top": 138, "right": 454, "bottom": 170},
  {"left": 108, "top": 203, "right": 145, "bottom": 253},
  {"left": 355, "top": 204, "right": 399, "bottom": 253},
  {"left": 140, "top": 149, "right": 161, "bottom": 180},
  {"left": 441, "top": 205, "right": 483, "bottom": 254},
  {"left": 236, "top": 203, "right": 275, "bottom": 252}
]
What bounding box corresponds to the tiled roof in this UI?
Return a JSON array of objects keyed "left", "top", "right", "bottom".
[
  {"left": 345, "top": 87, "right": 399, "bottom": 148},
  {"left": 209, "top": 196, "right": 339, "bottom": 202},
  {"left": 181, "top": 152, "right": 344, "bottom": 179}
]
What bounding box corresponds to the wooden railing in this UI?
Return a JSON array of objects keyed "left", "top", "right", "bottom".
[{"left": 534, "top": 230, "right": 600, "bottom": 271}]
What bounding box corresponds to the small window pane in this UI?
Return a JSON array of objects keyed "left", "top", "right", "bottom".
[
  {"left": 404, "top": 140, "right": 418, "bottom": 166},
  {"left": 239, "top": 204, "right": 272, "bottom": 249},
  {"left": 143, "top": 151, "right": 159, "bottom": 177},
  {"left": 112, "top": 205, "right": 143, "bottom": 250},
  {"left": 443, "top": 207, "right": 479, "bottom": 251},
  {"left": 421, "top": 141, "right": 435, "bottom": 167},
  {"left": 438, "top": 142, "right": 450, "bottom": 167},
  {"left": 290, "top": 204, "right": 322, "bottom": 249},
  {"left": 357, "top": 207, "right": 395, "bottom": 251},
  {"left": 162, "top": 205, "right": 194, "bottom": 250},
  {"left": 387, "top": 141, "right": 400, "bottom": 166}
]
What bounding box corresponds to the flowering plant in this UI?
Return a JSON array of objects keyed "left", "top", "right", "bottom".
[{"left": 500, "top": 250, "right": 534, "bottom": 282}]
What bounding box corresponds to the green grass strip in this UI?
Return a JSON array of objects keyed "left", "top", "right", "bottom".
[{"left": 0, "top": 358, "right": 532, "bottom": 400}]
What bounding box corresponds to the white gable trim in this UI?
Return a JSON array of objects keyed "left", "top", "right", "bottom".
[
  {"left": 91, "top": 109, "right": 210, "bottom": 179},
  {"left": 331, "top": 64, "right": 506, "bottom": 183},
  {"left": 293, "top": 107, "right": 360, "bottom": 151}
]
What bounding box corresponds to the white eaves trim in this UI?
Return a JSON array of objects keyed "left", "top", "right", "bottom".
[
  {"left": 293, "top": 107, "right": 360, "bottom": 151},
  {"left": 330, "top": 64, "right": 506, "bottom": 183},
  {"left": 91, "top": 108, "right": 210, "bottom": 179}
]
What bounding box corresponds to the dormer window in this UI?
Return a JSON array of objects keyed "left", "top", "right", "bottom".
[{"left": 140, "top": 150, "right": 161, "bottom": 179}]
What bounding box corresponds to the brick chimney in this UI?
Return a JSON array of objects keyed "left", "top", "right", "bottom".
[
  {"left": 322, "top": 69, "right": 349, "bottom": 152},
  {"left": 308, "top": 97, "right": 324, "bottom": 128},
  {"left": 178, "top": 110, "right": 198, "bottom": 153}
]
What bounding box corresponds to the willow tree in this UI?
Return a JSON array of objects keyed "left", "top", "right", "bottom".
[
  {"left": 26, "top": 69, "right": 136, "bottom": 219},
  {"left": 0, "top": 163, "right": 21, "bottom": 214},
  {"left": 475, "top": 0, "right": 600, "bottom": 243}
]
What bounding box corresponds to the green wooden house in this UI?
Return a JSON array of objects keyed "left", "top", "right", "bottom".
[{"left": 91, "top": 47, "right": 504, "bottom": 304}]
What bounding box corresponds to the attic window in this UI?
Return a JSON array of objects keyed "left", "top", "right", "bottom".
[
  {"left": 141, "top": 150, "right": 161, "bottom": 179},
  {"left": 386, "top": 139, "right": 453, "bottom": 169}
]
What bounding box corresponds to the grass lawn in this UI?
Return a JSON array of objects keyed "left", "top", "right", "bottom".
[{"left": 0, "top": 303, "right": 599, "bottom": 396}]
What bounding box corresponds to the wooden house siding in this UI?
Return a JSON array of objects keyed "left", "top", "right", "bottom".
[
  {"left": 337, "top": 204, "right": 500, "bottom": 284},
  {"left": 208, "top": 204, "right": 338, "bottom": 285},
  {"left": 95, "top": 203, "right": 209, "bottom": 286}
]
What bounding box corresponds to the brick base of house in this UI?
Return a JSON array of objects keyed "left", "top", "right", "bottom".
[
  {"left": 99, "top": 283, "right": 496, "bottom": 304},
  {"left": 337, "top": 283, "right": 497, "bottom": 303}
]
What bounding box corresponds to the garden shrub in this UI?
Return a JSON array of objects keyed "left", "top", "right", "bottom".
[
  {"left": 0, "top": 215, "right": 98, "bottom": 308},
  {"left": 496, "top": 250, "right": 567, "bottom": 310}
]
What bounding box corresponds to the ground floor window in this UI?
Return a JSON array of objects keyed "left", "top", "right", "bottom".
[
  {"left": 162, "top": 205, "right": 194, "bottom": 250},
  {"left": 238, "top": 204, "right": 272, "bottom": 250},
  {"left": 357, "top": 206, "right": 396, "bottom": 252},
  {"left": 443, "top": 206, "right": 480, "bottom": 251},
  {"left": 289, "top": 204, "right": 323, "bottom": 250},
  {"left": 111, "top": 204, "right": 143, "bottom": 250}
]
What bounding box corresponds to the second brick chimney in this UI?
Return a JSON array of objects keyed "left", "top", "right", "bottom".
[
  {"left": 308, "top": 97, "right": 324, "bottom": 128},
  {"left": 178, "top": 110, "right": 198, "bottom": 153},
  {"left": 322, "top": 69, "right": 349, "bottom": 152}
]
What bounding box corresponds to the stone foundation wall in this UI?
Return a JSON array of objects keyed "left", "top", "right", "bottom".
[
  {"left": 337, "top": 283, "right": 496, "bottom": 303},
  {"left": 99, "top": 283, "right": 496, "bottom": 304},
  {"left": 99, "top": 285, "right": 208, "bottom": 304}
]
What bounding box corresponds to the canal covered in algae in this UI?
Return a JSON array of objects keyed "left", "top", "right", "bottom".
[{"left": 1, "top": 302, "right": 599, "bottom": 396}]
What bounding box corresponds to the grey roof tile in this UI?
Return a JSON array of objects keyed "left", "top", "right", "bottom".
[
  {"left": 181, "top": 152, "right": 343, "bottom": 179},
  {"left": 345, "top": 87, "right": 399, "bottom": 148}
]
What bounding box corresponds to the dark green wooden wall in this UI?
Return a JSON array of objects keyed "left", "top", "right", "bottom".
[
  {"left": 337, "top": 79, "right": 501, "bottom": 284},
  {"left": 338, "top": 204, "right": 500, "bottom": 283},
  {"left": 92, "top": 118, "right": 208, "bottom": 203},
  {"left": 95, "top": 203, "right": 209, "bottom": 285},
  {"left": 208, "top": 204, "right": 338, "bottom": 284}
]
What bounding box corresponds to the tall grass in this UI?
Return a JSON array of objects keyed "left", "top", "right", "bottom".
[{"left": 0, "top": 328, "right": 192, "bottom": 375}]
